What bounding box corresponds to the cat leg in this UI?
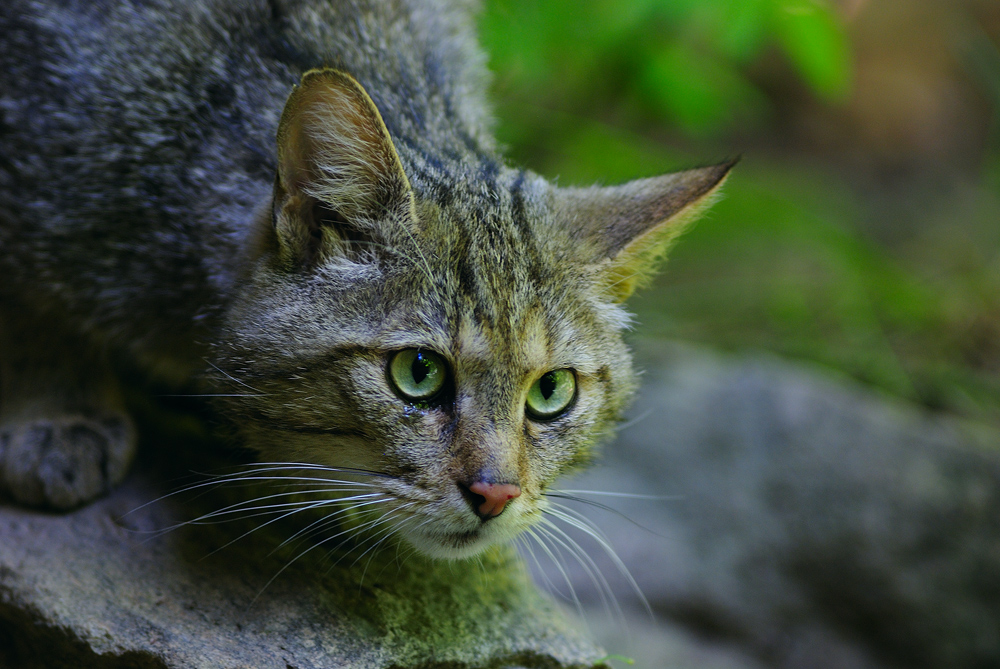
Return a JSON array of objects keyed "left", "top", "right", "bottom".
[{"left": 0, "top": 308, "right": 136, "bottom": 509}]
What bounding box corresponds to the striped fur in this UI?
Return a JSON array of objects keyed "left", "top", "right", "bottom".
[{"left": 0, "top": 0, "right": 731, "bottom": 556}]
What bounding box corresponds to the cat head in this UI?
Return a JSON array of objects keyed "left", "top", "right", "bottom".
[{"left": 216, "top": 69, "right": 734, "bottom": 559}]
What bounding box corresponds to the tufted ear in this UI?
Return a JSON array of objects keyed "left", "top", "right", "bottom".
[
  {"left": 271, "top": 68, "right": 415, "bottom": 267},
  {"left": 554, "top": 159, "right": 737, "bottom": 302}
]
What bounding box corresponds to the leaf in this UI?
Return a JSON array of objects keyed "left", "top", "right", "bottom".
[
  {"left": 770, "top": 0, "right": 852, "bottom": 101},
  {"left": 638, "top": 43, "right": 768, "bottom": 136}
]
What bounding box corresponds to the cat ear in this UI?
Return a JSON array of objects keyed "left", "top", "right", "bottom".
[
  {"left": 271, "top": 68, "right": 415, "bottom": 266},
  {"left": 556, "top": 159, "right": 737, "bottom": 302}
]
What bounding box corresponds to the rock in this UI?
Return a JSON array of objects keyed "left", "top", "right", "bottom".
[
  {"left": 539, "top": 339, "right": 1000, "bottom": 669},
  {"left": 7, "top": 338, "right": 998, "bottom": 668},
  {"left": 0, "top": 411, "right": 605, "bottom": 669},
  {"left": 580, "top": 607, "right": 768, "bottom": 669}
]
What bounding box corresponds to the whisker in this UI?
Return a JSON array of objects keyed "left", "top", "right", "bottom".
[
  {"left": 205, "top": 360, "right": 267, "bottom": 395},
  {"left": 615, "top": 407, "right": 654, "bottom": 432},
  {"left": 355, "top": 506, "right": 414, "bottom": 585},
  {"left": 527, "top": 526, "right": 584, "bottom": 608},
  {"left": 551, "top": 489, "right": 679, "bottom": 501},
  {"left": 155, "top": 393, "right": 267, "bottom": 398},
  {"left": 539, "top": 519, "right": 617, "bottom": 612},
  {"left": 189, "top": 489, "right": 381, "bottom": 527},
  {"left": 373, "top": 519, "right": 421, "bottom": 581},
  {"left": 313, "top": 508, "right": 407, "bottom": 579},
  {"left": 128, "top": 477, "right": 374, "bottom": 530},
  {"left": 348, "top": 508, "right": 409, "bottom": 566},
  {"left": 538, "top": 518, "right": 625, "bottom": 627},
  {"left": 199, "top": 500, "right": 336, "bottom": 558},
  {"left": 243, "top": 505, "right": 404, "bottom": 615},
  {"left": 545, "top": 493, "right": 671, "bottom": 539},
  {"left": 198, "top": 485, "right": 374, "bottom": 513},
  {"left": 525, "top": 527, "right": 589, "bottom": 624},
  {"left": 200, "top": 493, "right": 385, "bottom": 559},
  {"left": 332, "top": 502, "right": 405, "bottom": 551},
  {"left": 544, "top": 507, "right": 652, "bottom": 618},
  {"left": 472, "top": 550, "right": 486, "bottom": 581},
  {"left": 273, "top": 496, "right": 394, "bottom": 553},
  {"left": 193, "top": 461, "right": 395, "bottom": 480},
  {"left": 169, "top": 494, "right": 356, "bottom": 528},
  {"left": 546, "top": 503, "right": 614, "bottom": 544},
  {"left": 123, "top": 463, "right": 390, "bottom": 518},
  {"left": 516, "top": 533, "right": 562, "bottom": 598}
]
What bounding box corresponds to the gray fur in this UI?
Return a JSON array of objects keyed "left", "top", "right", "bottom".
[{"left": 0, "top": 0, "right": 731, "bottom": 557}]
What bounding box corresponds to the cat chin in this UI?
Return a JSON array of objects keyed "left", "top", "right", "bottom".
[{"left": 401, "top": 526, "right": 511, "bottom": 561}]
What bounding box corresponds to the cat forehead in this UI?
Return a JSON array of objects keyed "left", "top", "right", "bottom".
[
  {"left": 452, "top": 307, "right": 604, "bottom": 373},
  {"left": 380, "top": 265, "right": 614, "bottom": 377},
  {"left": 419, "top": 169, "right": 565, "bottom": 307},
  {"left": 280, "top": 162, "right": 624, "bottom": 366},
  {"left": 381, "top": 167, "right": 620, "bottom": 370}
]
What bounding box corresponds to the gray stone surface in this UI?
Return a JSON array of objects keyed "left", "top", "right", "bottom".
[
  {"left": 578, "top": 604, "right": 767, "bottom": 669},
  {"left": 539, "top": 339, "right": 1000, "bottom": 669},
  {"left": 0, "top": 437, "right": 606, "bottom": 668},
  {"left": 5, "top": 339, "right": 999, "bottom": 668}
]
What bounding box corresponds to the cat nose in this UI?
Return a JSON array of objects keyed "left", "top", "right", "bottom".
[{"left": 458, "top": 481, "right": 521, "bottom": 520}]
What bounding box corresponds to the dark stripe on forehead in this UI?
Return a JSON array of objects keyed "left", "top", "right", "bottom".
[
  {"left": 452, "top": 211, "right": 496, "bottom": 326},
  {"left": 509, "top": 169, "right": 544, "bottom": 275},
  {"left": 479, "top": 205, "right": 511, "bottom": 258},
  {"left": 396, "top": 154, "right": 551, "bottom": 334}
]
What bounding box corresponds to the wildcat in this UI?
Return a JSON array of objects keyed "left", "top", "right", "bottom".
[{"left": 0, "top": 0, "right": 732, "bottom": 559}]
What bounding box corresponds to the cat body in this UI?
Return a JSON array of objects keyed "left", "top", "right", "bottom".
[{"left": 0, "top": 0, "right": 731, "bottom": 558}]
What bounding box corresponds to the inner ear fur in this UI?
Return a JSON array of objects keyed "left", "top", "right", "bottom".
[
  {"left": 272, "top": 68, "right": 415, "bottom": 266},
  {"left": 556, "top": 158, "right": 737, "bottom": 302}
]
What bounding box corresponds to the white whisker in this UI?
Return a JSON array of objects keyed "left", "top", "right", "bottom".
[
  {"left": 156, "top": 393, "right": 268, "bottom": 397},
  {"left": 545, "top": 493, "right": 670, "bottom": 539},
  {"left": 538, "top": 518, "right": 625, "bottom": 627},
  {"left": 123, "top": 463, "right": 388, "bottom": 519},
  {"left": 356, "top": 506, "right": 414, "bottom": 585},
  {"left": 191, "top": 489, "right": 377, "bottom": 522},
  {"left": 516, "top": 533, "right": 561, "bottom": 598},
  {"left": 348, "top": 508, "right": 409, "bottom": 566},
  {"left": 203, "top": 495, "right": 365, "bottom": 558},
  {"left": 523, "top": 526, "right": 586, "bottom": 620},
  {"left": 205, "top": 360, "right": 267, "bottom": 395},
  {"left": 544, "top": 507, "right": 652, "bottom": 618},
  {"left": 243, "top": 504, "right": 405, "bottom": 615},
  {"left": 615, "top": 407, "right": 654, "bottom": 432},
  {"left": 274, "top": 495, "right": 394, "bottom": 553},
  {"left": 551, "top": 489, "right": 679, "bottom": 501}
]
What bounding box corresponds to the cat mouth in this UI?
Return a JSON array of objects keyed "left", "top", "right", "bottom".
[
  {"left": 402, "top": 525, "right": 497, "bottom": 559},
  {"left": 429, "top": 528, "right": 485, "bottom": 549},
  {"left": 442, "top": 530, "right": 482, "bottom": 546}
]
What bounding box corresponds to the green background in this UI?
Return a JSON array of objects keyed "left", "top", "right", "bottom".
[{"left": 480, "top": 0, "right": 1000, "bottom": 429}]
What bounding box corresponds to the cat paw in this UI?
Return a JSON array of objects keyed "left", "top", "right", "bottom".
[{"left": 0, "top": 414, "right": 135, "bottom": 509}]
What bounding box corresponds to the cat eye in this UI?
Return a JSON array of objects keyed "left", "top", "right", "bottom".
[
  {"left": 525, "top": 369, "right": 576, "bottom": 420},
  {"left": 388, "top": 349, "right": 447, "bottom": 402}
]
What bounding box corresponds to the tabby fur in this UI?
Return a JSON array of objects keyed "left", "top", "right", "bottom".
[{"left": 0, "top": 0, "right": 732, "bottom": 558}]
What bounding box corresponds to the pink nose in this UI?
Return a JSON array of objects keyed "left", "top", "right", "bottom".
[{"left": 465, "top": 482, "right": 521, "bottom": 519}]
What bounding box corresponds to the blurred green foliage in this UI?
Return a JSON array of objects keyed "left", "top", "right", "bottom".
[
  {"left": 482, "top": 0, "right": 850, "bottom": 138},
  {"left": 480, "top": 0, "right": 1000, "bottom": 426}
]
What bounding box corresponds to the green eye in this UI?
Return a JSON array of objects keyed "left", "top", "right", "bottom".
[
  {"left": 525, "top": 369, "right": 576, "bottom": 420},
  {"left": 388, "top": 349, "right": 447, "bottom": 402}
]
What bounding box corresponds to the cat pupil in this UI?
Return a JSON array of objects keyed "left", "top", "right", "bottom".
[
  {"left": 412, "top": 355, "right": 429, "bottom": 385},
  {"left": 540, "top": 373, "right": 556, "bottom": 400}
]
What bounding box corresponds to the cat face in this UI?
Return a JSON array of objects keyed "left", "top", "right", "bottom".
[{"left": 213, "top": 70, "right": 733, "bottom": 559}]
